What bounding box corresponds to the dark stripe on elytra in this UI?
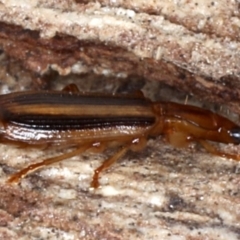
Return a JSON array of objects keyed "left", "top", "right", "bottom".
[
  {"left": 1, "top": 91, "right": 150, "bottom": 107},
  {"left": 9, "top": 115, "right": 155, "bottom": 130}
]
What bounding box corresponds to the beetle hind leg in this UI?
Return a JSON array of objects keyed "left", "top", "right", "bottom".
[{"left": 7, "top": 145, "right": 91, "bottom": 184}]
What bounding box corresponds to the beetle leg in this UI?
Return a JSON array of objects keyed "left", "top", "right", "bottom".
[
  {"left": 90, "top": 137, "right": 147, "bottom": 188},
  {"left": 163, "top": 118, "right": 240, "bottom": 160},
  {"left": 165, "top": 130, "right": 192, "bottom": 148},
  {"left": 91, "top": 146, "right": 128, "bottom": 188},
  {"left": 7, "top": 144, "right": 92, "bottom": 183},
  {"left": 199, "top": 140, "right": 240, "bottom": 161},
  {"left": 62, "top": 83, "right": 80, "bottom": 93},
  {"left": 163, "top": 117, "right": 236, "bottom": 145}
]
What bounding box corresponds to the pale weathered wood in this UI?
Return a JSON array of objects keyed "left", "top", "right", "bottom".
[{"left": 0, "top": 1, "right": 240, "bottom": 112}]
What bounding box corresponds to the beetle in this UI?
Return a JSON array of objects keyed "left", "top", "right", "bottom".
[{"left": 1, "top": 84, "right": 240, "bottom": 188}]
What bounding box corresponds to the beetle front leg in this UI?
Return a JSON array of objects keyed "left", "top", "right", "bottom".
[
  {"left": 199, "top": 140, "right": 240, "bottom": 161},
  {"left": 163, "top": 118, "right": 240, "bottom": 161}
]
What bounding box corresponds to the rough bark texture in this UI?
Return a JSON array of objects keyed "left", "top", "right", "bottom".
[{"left": 0, "top": 1, "right": 240, "bottom": 111}]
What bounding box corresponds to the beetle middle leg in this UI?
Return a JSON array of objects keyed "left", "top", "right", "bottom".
[{"left": 91, "top": 137, "right": 147, "bottom": 188}]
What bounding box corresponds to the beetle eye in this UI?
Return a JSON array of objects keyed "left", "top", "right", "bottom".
[{"left": 229, "top": 128, "right": 240, "bottom": 143}]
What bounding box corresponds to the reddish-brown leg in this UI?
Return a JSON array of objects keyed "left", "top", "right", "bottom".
[
  {"left": 91, "top": 146, "right": 128, "bottom": 188},
  {"left": 7, "top": 144, "right": 91, "bottom": 183},
  {"left": 62, "top": 83, "right": 80, "bottom": 93},
  {"left": 165, "top": 130, "right": 192, "bottom": 148},
  {"left": 90, "top": 137, "right": 147, "bottom": 188},
  {"left": 164, "top": 118, "right": 240, "bottom": 161},
  {"left": 199, "top": 140, "right": 240, "bottom": 161}
]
